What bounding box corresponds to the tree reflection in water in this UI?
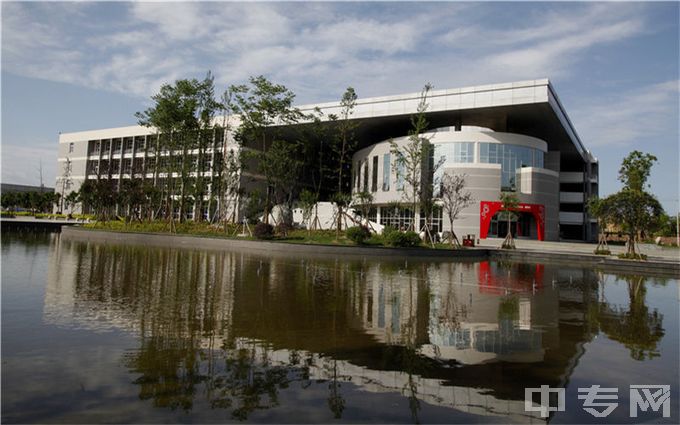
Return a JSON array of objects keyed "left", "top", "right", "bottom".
[
  {"left": 589, "top": 273, "right": 665, "bottom": 361},
  {"left": 50, "top": 240, "right": 669, "bottom": 422}
]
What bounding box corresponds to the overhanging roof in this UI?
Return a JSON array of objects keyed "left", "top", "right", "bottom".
[{"left": 292, "top": 79, "right": 589, "bottom": 162}]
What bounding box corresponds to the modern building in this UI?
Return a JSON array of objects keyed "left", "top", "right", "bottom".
[{"left": 56, "top": 79, "right": 598, "bottom": 241}]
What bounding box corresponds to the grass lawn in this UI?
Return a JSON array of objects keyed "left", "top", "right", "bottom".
[{"left": 82, "top": 220, "right": 467, "bottom": 250}]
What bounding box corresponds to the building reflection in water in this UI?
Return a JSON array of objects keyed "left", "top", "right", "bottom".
[{"left": 43, "top": 237, "right": 667, "bottom": 422}]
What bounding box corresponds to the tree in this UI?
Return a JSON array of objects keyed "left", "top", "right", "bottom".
[
  {"left": 601, "top": 190, "right": 663, "bottom": 257},
  {"left": 119, "top": 179, "right": 146, "bottom": 224},
  {"left": 213, "top": 87, "right": 242, "bottom": 229},
  {"left": 352, "top": 190, "right": 374, "bottom": 229},
  {"left": 64, "top": 190, "right": 80, "bottom": 215},
  {"left": 439, "top": 173, "right": 474, "bottom": 248},
  {"left": 389, "top": 83, "right": 442, "bottom": 232},
  {"left": 298, "top": 189, "right": 318, "bottom": 235},
  {"left": 600, "top": 151, "right": 664, "bottom": 258},
  {"left": 330, "top": 87, "right": 359, "bottom": 236},
  {"left": 136, "top": 76, "right": 209, "bottom": 229},
  {"left": 57, "top": 158, "right": 73, "bottom": 213},
  {"left": 263, "top": 139, "right": 304, "bottom": 225},
  {"left": 500, "top": 191, "right": 519, "bottom": 249},
  {"left": 618, "top": 151, "right": 657, "bottom": 192},
  {"left": 587, "top": 197, "right": 611, "bottom": 253},
  {"left": 194, "top": 72, "right": 221, "bottom": 222},
  {"left": 229, "top": 76, "right": 302, "bottom": 224}
]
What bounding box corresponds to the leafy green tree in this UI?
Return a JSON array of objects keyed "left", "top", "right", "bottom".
[
  {"left": 229, "top": 76, "right": 302, "bottom": 224},
  {"left": 64, "top": 190, "right": 80, "bottom": 215},
  {"left": 264, "top": 139, "right": 304, "bottom": 225},
  {"left": 600, "top": 151, "right": 664, "bottom": 257},
  {"left": 618, "top": 150, "right": 657, "bottom": 192},
  {"left": 601, "top": 190, "right": 663, "bottom": 256},
  {"left": 1, "top": 192, "right": 18, "bottom": 211},
  {"left": 136, "top": 76, "right": 212, "bottom": 228}
]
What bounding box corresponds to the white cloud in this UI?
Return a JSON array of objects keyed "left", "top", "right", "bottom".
[
  {"left": 1, "top": 142, "right": 57, "bottom": 187},
  {"left": 2, "top": 2, "right": 653, "bottom": 102},
  {"left": 571, "top": 80, "right": 679, "bottom": 148}
]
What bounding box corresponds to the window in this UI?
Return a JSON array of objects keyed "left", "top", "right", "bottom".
[
  {"left": 363, "top": 161, "right": 368, "bottom": 192},
  {"left": 453, "top": 142, "right": 474, "bottom": 163},
  {"left": 69, "top": 143, "right": 74, "bottom": 153},
  {"left": 382, "top": 153, "right": 390, "bottom": 191},
  {"left": 396, "top": 161, "right": 405, "bottom": 191},
  {"left": 419, "top": 206, "right": 443, "bottom": 234},
  {"left": 356, "top": 161, "right": 361, "bottom": 191},
  {"left": 371, "top": 156, "right": 378, "bottom": 192},
  {"left": 379, "top": 206, "right": 414, "bottom": 230},
  {"left": 479, "top": 143, "right": 545, "bottom": 190},
  {"left": 90, "top": 141, "right": 100, "bottom": 155}
]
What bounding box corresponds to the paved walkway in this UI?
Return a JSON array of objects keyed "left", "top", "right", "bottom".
[{"left": 477, "top": 237, "right": 680, "bottom": 262}]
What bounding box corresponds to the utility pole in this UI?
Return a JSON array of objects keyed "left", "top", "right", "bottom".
[{"left": 675, "top": 209, "right": 680, "bottom": 248}]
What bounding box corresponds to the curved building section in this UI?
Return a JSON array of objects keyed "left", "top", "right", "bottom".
[{"left": 352, "top": 127, "right": 560, "bottom": 241}]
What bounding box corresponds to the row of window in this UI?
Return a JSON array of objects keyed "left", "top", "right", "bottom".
[
  {"left": 86, "top": 155, "right": 219, "bottom": 176},
  {"left": 86, "top": 132, "right": 227, "bottom": 156},
  {"left": 355, "top": 142, "right": 545, "bottom": 194}
]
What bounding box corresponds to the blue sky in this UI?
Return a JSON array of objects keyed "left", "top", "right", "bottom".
[{"left": 2, "top": 1, "right": 678, "bottom": 213}]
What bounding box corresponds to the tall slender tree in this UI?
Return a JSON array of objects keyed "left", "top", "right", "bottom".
[
  {"left": 228, "top": 76, "right": 302, "bottom": 224},
  {"left": 330, "top": 88, "right": 359, "bottom": 236},
  {"left": 500, "top": 191, "right": 519, "bottom": 249},
  {"left": 389, "top": 83, "right": 442, "bottom": 232},
  {"left": 439, "top": 173, "right": 474, "bottom": 248}
]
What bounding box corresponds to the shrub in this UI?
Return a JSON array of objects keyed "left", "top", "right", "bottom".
[
  {"left": 617, "top": 252, "right": 647, "bottom": 260},
  {"left": 253, "top": 222, "right": 274, "bottom": 240},
  {"left": 275, "top": 222, "right": 292, "bottom": 237},
  {"left": 593, "top": 249, "right": 611, "bottom": 256},
  {"left": 382, "top": 225, "right": 398, "bottom": 237},
  {"left": 1, "top": 211, "right": 15, "bottom": 218},
  {"left": 346, "top": 225, "right": 371, "bottom": 245},
  {"left": 386, "top": 230, "right": 422, "bottom": 248}
]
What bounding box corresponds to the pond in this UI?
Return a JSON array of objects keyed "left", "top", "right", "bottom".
[{"left": 1, "top": 231, "right": 678, "bottom": 423}]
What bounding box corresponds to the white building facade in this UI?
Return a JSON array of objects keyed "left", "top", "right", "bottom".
[{"left": 56, "top": 79, "right": 598, "bottom": 241}]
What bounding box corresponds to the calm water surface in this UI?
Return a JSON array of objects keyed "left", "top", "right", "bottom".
[{"left": 2, "top": 231, "right": 678, "bottom": 423}]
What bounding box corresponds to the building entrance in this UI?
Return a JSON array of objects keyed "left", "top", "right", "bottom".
[
  {"left": 489, "top": 212, "right": 537, "bottom": 239},
  {"left": 479, "top": 201, "right": 545, "bottom": 241}
]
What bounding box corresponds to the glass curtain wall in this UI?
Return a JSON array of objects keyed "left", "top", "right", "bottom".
[{"left": 479, "top": 143, "right": 544, "bottom": 190}]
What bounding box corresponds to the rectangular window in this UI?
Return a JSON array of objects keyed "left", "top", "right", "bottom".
[
  {"left": 363, "top": 161, "right": 368, "bottom": 192},
  {"left": 396, "top": 161, "right": 405, "bottom": 191},
  {"left": 379, "top": 206, "right": 414, "bottom": 230},
  {"left": 453, "top": 142, "right": 474, "bottom": 163},
  {"left": 382, "top": 153, "right": 390, "bottom": 191},
  {"left": 371, "top": 156, "right": 378, "bottom": 192},
  {"left": 69, "top": 143, "right": 74, "bottom": 153},
  {"left": 356, "top": 161, "right": 361, "bottom": 191}
]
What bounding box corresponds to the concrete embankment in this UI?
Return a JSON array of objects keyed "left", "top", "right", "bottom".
[{"left": 61, "top": 226, "right": 680, "bottom": 276}]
